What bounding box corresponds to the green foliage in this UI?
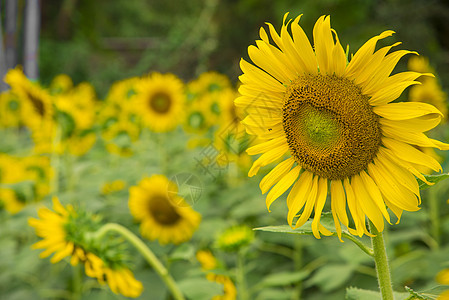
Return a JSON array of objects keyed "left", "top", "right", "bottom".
[{"left": 417, "top": 173, "right": 449, "bottom": 190}]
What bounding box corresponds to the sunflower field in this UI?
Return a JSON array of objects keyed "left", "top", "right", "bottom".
[{"left": 1, "top": 1, "right": 449, "bottom": 300}]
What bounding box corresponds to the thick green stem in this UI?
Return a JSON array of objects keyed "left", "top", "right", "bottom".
[
  {"left": 90, "top": 223, "right": 185, "bottom": 300},
  {"left": 369, "top": 221, "right": 394, "bottom": 300}
]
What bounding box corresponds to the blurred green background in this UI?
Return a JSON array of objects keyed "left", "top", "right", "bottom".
[{"left": 5, "top": 0, "right": 449, "bottom": 97}]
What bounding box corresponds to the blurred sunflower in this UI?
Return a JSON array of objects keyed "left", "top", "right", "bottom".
[
  {"left": 28, "top": 197, "right": 143, "bottom": 297},
  {"left": 101, "top": 179, "right": 126, "bottom": 195},
  {"left": 0, "top": 91, "right": 23, "bottom": 128},
  {"left": 408, "top": 56, "right": 447, "bottom": 121},
  {"left": 102, "top": 118, "right": 140, "bottom": 157},
  {"left": 196, "top": 250, "right": 237, "bottom": 300},
  {"left": 0, "top": 188, "right": 25, "bottom": 214},
  {"left": 206, "top": 273, "right": 237, "bottom": 300},
  {"left": 216, "top": 225, "right": 254, "bottom": 252},
  {"left": 49, "top": 74, "right": 73, "bottom": 95},
  {"left": 237, "top": 13, "right": 449, "bottom": 240},
  {"left": 135, "top": 72, "right": 185, "bottom": 132},
  {"left": 128, "top": 175, "right": 201, "bottom": 244},
  {"left": 4, "top": 67, "right": 54, "bottom": 128},
  {"left": 437, "top": 269, "right": 449, "bottom": 300}
]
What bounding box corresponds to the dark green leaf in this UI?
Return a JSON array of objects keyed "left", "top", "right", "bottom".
[
  {"left": 417, "top": 173, "right": 449, "bottom": 190},
  {"left": 260, "top": 270, "right": 310, "bottom": 287}
]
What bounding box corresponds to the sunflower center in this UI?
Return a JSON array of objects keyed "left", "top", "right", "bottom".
[
  {"left": 26, "top": 92, "right": 45, "bottom": 116},
  {"left": 148, "top": 195, "right": 181, "bottom": 225},
  {"left": 149, "top": 92, "right": 171, "bottom": 114},
  {"left": 282, "top": 74, "right": 381, "bottom": 180}
]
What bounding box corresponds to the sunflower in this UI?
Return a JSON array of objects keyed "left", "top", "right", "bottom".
[
  {"left": 216, "top": 225, "right": 254, "bottom": 252},
  {"left": 0, "top": 188, "right": 25, "bottom": 214},
  {"left": 4, "top": 67, "right": 54, "bottom": 128},
  {"left": 0, "top": 90, "right": 22, "bottom": 128},
  {"left": 437, "top": 269, "right": 449, "bottom": 300},
  {"left": 102, "top": 118, "right": 140, "bottom": 157},
  {"left": 407, "top": 57, "right": 448, "bottom": 121},
  {"left": 28, "top": 197, "right": 143, "bottom": 297},
  {"left": 49, "top": 74, "right": 73, "bottom": 95},
  {"left": 236, "top": 14, "right": 449, "bottom": 240},
  {"left": 135, "top": 72, "right": 185, "bottom": 132},
  {"left": 128, "top": 175, "right": 201, "bottom": 244}
]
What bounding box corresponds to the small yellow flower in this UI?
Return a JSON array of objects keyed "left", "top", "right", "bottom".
[
  {"left": 101, "top": 180, "right": 126, "bottom": 195},
  {"left": 206, "top": 273, "right": 237, "bottom": 300},
  {"left": 216, "top": 225, "right": 254, "bottom": 252},
  {"left": 129, "top": 175, "right": 201, "bottom": 244},
  {"left": 196, "top": 250, "right": 218, "bottom": 271}
]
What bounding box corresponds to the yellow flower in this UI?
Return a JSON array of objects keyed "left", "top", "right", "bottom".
[
  {"left": 237, "top": 13, "right": 449, "bottom": 240},
  {"left": 206, "top": 273, "right": 237, "bottom": 300},
  {"left": 184, "top": 100, "right": 214, "bottom": 134},
  {"left": 189, "top": 72, "right": 232, "bottom": 96},
  {"left": 101, "top": 179, "right": 126, "bottom": 195},
  {"left": 65, "top": 132, "right": 97, "bottom": 156},
  {"left": 28, "top": 197, "right": 82, "bottom": 264},
  {"left": 129, "top": 175, "right": 201, "bottom": 244},
  {"left": 437, "top": 269, "right": 449, "bottom": 300},
  {"left": 0, "top": 188, "right": 25, "bottom": 214},
  {"left": 216, "top": 225, "right": 254, "bottom": 252},
  {"left": 135, "top": 72, "right": 185, "bottom": 132},
  {"left": 102, "top": 118, "right": 140, "bottom": 157},
  {"left": 84, "top": 252, "right": 143, "bottom": 298},
  {"left": 0, "top": 90, "right": 22, "bottom": 127},
  {"left": 49, "top": 74, "right": 73, "bottom": 95},
  {"left": 28, "top": 197, "right": 143, "bottom": 298},
  {"left": 4, "top": 67, "right": 54, "bottom": 128},
  {"left": 196, "top": 250, "right": 218, "bottom": 271},
  {"left": 409, "top": 72, "right": 447, "bottom": 121}
]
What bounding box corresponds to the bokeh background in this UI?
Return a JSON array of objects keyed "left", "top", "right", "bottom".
[{"left": 1, "top": 1, "right": 449, "bottom": 300}]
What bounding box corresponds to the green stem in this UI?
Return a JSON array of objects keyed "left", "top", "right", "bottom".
[
  {"left": 369, "top": 220, "right": 394, "bottom": 300},
  {"left": 341, "top": 232, "right": 374, "bottom": 257},
  {"left": 428, "top": 187, "right": 440, "bottom": 248},
  {"left": 89, "top": 223, "right": 185, "bottom": 300},
  {"left": 237, "top": 249, "right": 249, "bottom": 300},
  {"left": 71, "top": 263, "right": 82, "bottom": 300}
]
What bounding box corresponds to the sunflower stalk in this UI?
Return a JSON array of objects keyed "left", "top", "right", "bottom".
[
  {"left": 237, "top": 248, "right": 250, "bottom": 300},
  {"left": 369, "top": 220, "right": 394, "bottom": 300},
  {"left": 88, "top": 223, "right": 185, "bottom": 300}
]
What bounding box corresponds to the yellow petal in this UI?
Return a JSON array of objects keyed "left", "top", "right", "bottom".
[
  {"left": 247, "top": 137, "right": 287, "bottom": 155},
  {"left": 248, "top": 144, "right": 289, "bottom": 177},
  {"left": 351, "top": 174, "right": 385, "bottom": 232},
  {"left": 359, "top": 171, "right": 391, "bottom": 223},
  {"left": 311, "top": 177, "right": 328, "bottom": 239},
  {"left": 344, "top": 30, "right": 395, "bottom": 78},
  {"left": 313, "top": 15, "right": 333, "bottom": 74},
  {"left": 369, "top": 81, "right": 420, "bottom": 106},
  {"left": 373, "top": 102, "right": 443, "bottom": 120},
  {"left": 266, "top": 166, "right": 301, "bottom": 211},
  {"left": 287, "top": 171, "right": 314, "bottom": 225},
  {"left": 294, "top": 175, "right": 319, "bottom": 229},
  {"left": 260, "top": 157, "right": 295, "bottom": 194},
  {"left": 291, "top": 15, "right": 317, "bottom": 74},
  {"left": 382, "top": 137, "right": 441, "bottom": 172}
]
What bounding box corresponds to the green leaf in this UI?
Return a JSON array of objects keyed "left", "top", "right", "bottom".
[
  {"left": 345, "top": 287, "right": 410, "bottom": 300},
  {"left": 417, "top": 173, "right": 449, "bottom": 190},
  {"left": 404, "top": 286, "right": 437, "bottom": 300},
  {"left": 254, "top": 213, "right": 374, "bottom": 257},
  {"left": 177, "top": 277, "right": 223, "bottom": 300},
  {"left": 260, "top": 270, "right": 310, "bottom": 287},
  {"left": 307, "top": 264, "right": 354, "bottom": 292}
]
